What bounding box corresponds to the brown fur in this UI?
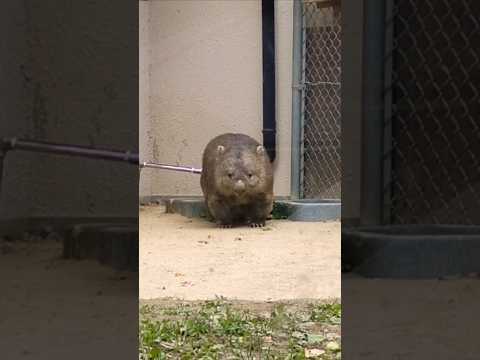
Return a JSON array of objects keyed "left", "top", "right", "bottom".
[{"left": 200, "top": 133, "right": 274, "bottom": 227}]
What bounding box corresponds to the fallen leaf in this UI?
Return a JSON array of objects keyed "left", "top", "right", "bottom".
[
  {"left": 326, "top": 332, "right": 337, "bottom": 340},
  {"left": 263, "top": 336, "right": 273, "bottom": 343},
  {"left": 305, "top": 348, "right": 325, "bottom": 357},
  {"left": 326, "top": 341, "right": 340, "bottom": 351}
]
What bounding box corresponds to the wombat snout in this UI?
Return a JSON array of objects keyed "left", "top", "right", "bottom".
[{"left": 233, "top": 179, "right": 246, "bottom": 193}]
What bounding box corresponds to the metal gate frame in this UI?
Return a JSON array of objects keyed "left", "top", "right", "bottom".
[
  {"left": 291, "top": 0, "right": 342, "bottom": 200},
  {"left": 291, "top": 0, "right": 305, "bottom": 199},
  {"left": 340, "top": 0, "right": 390, "bottom": 226}
]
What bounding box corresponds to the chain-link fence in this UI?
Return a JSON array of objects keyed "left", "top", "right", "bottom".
[
  {"left": 385, "top": 0, "right": 480, "bottom": 224},
  {"left": 300, "top": 0, "right": 342, "bottom": 199}
]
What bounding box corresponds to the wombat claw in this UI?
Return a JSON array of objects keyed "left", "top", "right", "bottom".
[
  {"left": 250, "top": 222, "right": 265, "bottom": 228},
  {"left": 218, "top": 223, "right": 232, "bottom": 228}
]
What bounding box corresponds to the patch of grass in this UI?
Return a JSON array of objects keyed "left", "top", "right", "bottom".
[
  {"left": 139, "top": 304, "right": 156, "bottom": 317},
  {"left": 271, "top": 202, "right": 290, "bottom": 220},
  {"left": 139, "top": 299, "right": 341, "bottom": 359},
  {"left": 310, "top": 302, "right": 341, "bottom": 325}
]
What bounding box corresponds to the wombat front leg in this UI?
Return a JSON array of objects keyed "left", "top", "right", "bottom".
[
  {"left": 248, "top": 201, "right": 272, "bottom": 228},
  {"left": 207, "top": 196, "right": 235, "bottom": 228}
]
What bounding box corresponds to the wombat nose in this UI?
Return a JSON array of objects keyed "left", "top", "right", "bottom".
[{"left": 234, "top": 180, "right": 246, "bottom": 192}]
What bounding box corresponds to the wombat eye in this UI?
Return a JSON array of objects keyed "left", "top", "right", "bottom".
[
  {"left": 248, "top": 174, "right": 253, "bottom": 178},
  {"left": 227, "top": 173, "right": 233, "bottom": 178}
]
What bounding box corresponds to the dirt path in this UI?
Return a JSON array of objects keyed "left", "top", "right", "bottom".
[
  {"left": 139, "top": 205, "right": 340, "bottom": 301},
  {"left": 0, "top": 237, "right": 137, "bottom": 359},
  {"left": 342, "top": 275, "right": 480, "bottom": 359}
]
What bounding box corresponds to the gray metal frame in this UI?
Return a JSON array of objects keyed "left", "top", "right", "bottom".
[
  {"left": 291, "top": 0, "right": 305, "bottom": 200},
  {"left": 291, "top": 0, "right": 341, "bottom": 201},
  {"left": 341, "top": 0, "right": 391, "bottom": 226}
]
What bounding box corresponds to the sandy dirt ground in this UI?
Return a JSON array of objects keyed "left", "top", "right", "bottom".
[
  {"left": 342, "top": 274, "right": 480, "bottom": 359},
  {"left": 139, "top": 204, "right": 340, "bottom": 301},
  {"left": 0, "top": 237, "right": 138, "bottom": 360}
]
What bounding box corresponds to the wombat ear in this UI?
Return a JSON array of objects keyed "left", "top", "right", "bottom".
[
  {"left": 217, "top": 145, "right": 225, "bottom": 154},
  {"left": 256, "top": 145, "right": 265, "bottom": 155}
]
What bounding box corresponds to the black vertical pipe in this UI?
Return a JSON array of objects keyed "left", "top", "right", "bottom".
[
  {"left": 361, "top": 0, "right": 386, "bottom": 225},
  {"left": 262, "top": 0, "right": 276, "bottom": 162},
  {"left": 0, "top": 152, "right": 4, "bottom": 194}
]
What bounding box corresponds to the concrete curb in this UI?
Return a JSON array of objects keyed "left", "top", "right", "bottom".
[
  {"left": 282, "top": 199, "right": 341, "bottom": 221},
  {"left": 342, "top": 225, "right": 480, "bottom": 278},
  {"left": 155, "top": 197, "right": 341, "bottom": 222},
  {"left": 64, "top": 223, "right": 138, "bottom": 272}
]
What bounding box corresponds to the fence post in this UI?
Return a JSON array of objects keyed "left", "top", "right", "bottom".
[
  {"left": 291, "top": 0, "right": 304, "bottom": 199},
  {"left": 341, "top": 0, "right": 364, "bottom": 226}
]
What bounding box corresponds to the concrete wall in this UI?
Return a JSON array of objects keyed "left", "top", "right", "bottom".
[
  {"left": 0, "top": 1, "right": 138, "bottom": 219},
  {"left": 139, "top": 0, "right": 293, "bottom": 198},
  {"left": 139, "top": 1, "right": 153, "bottom": 197}
]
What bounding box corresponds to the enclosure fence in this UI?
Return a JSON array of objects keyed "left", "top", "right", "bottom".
[
  {"left": 384, "top": 0, "right": 480, "bottom": 224},
  {"left": 299, "top": 0, "right": 342, "bottom": 199}
]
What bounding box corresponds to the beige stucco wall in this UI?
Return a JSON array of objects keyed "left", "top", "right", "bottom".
[
  {"left": 139, "top": 1, "right": 152, "bottom": 197},
  {"left": 139, "top": 0, "right": 293, "bottom": 198}
]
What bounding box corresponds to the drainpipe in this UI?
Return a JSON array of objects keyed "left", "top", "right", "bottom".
[{"left": 262, "top": 0, "right": 276, "bottom": 162}]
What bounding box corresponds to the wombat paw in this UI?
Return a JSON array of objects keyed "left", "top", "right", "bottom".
[
  {"left": 250, "top": 222, "right": 265, "bottom": 228},
  {"left": 218, "top": 223, "right": 232, "bottom": 228}
]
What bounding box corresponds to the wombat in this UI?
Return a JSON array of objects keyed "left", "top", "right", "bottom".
[{"left": 200, "top": 133, "right": 274, "bottom": 228}]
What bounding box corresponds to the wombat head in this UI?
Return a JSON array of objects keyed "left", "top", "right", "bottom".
[{"left": 214, "top": 144, "right": 270, "bottom": 197}]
